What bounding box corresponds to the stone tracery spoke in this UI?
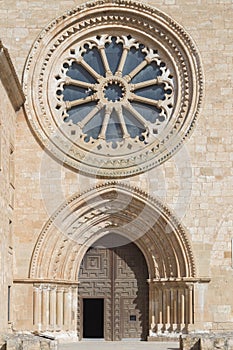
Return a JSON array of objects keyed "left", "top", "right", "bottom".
[
  {"left": 115, "top": 48, "right": 129, "bottom": 77},
  {"left": 125, "top": 103, "right": 149, "bottom": 129},
  {"left": 76, "top": 56, "right": 101, "bottom": 80},
  {"left": 130, "top": 93, "right": 162, "bottom": 108},
  {"left": 114, "top": 105, "right": 130, "bottom": 139},
  {"left": 131, "top": 78, "right": 160, "bottom": 91},
  {"left": 65, "top": 93, "right": 98, "bottom": 110},
  {"left": 65, "top": 77, "right": 96, "bottom": 90},
  {"left": 98, "top": 106, "right": 112, "bottom": 139},
  {"left": 99, "top": 47, "right": 112, "bottom": 76},
  {"left": 124, "top": 59, "right": 148, "bottom": 83},
  {"left": 78, "top": 102, "right": 103, "bottom": 129}
]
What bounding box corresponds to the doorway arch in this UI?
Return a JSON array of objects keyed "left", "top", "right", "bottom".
[
  {"left": 29, "top": 182, "right": 197, "bottom": 337},
  {"left": 78, "top": 233, "right": 149, "bottom": 340}
]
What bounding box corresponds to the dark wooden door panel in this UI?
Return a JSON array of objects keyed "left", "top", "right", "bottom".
[{"left": 78, "top": 238, "right": 149, "bottom": 340}]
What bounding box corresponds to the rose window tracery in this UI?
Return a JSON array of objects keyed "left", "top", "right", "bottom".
[
  {"left": 55, "top": 35, "right": 174, "bottom": 150},
  {"left": 23, "top": 0, "right": 203, "bottom": 177}
]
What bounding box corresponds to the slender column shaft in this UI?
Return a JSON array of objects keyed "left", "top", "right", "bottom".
[
  {"left": 188, "top": 285, "right": 193, "bottom": 324},
  {"left": 177, "top": 288, "right": 181, "bottom": 325},
  {"left": 33, "top": 287, "right": 41, "bottom": 327},
  {"left": 166, "top": 289, "right": 170, "bottom": 325},
  {"left": 71, "top": 286, "right": 78, "bottom": 331},
  {"left": 158, "top": 289, "right": 163, "bottom": 324},
  {"left": 173, "top": 288, "right": 177, "bottom": 324},
  {"left": 56, "top": 288, "right": 64, "bottom": 330},
  {"left": 149, "top": 283, "right": 155, "bottom": 331},
  {"left": 42, "top": 287, "right": 49, "bottom": 331},
  {"left": 154, "top": 287, "right": 159, "bottom": 325},
  {"left": 49, "top": 286, "right": 56, "bottom": 330},
  {"left": 162, "top": 288, "right": 166, "bottom": 324},
  {"left": 181, "top": 289, "right": 185, "bottom": 325},
  {"left": 170, "top": 288, "right": 174, "bottom": 325},
  {"left": 64, "top": 288, "right": 72, "bottom": 330}
]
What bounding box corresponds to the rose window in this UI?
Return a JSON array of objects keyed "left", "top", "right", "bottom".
[
  {"left": 55, "top": 35, "right": 174, "bottom": 150},
  {"left": 23, "top": 0, "right": 203, "bottom": 177}
]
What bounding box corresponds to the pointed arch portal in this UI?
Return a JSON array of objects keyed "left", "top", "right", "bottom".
[{"left": 28, "top": 182, "right": 199, "bottom": 338}]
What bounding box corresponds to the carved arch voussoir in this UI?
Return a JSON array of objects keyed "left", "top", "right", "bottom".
[{"left": 29, "top": 182, "right": 196, "bottom": 281}]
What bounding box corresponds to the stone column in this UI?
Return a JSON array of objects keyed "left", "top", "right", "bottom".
[
  {"left": 71, "top": 286, "right": 78, "bottom": 332},
  {"left": 177, "top": 288, "right": 181, "bottom": 330},
  {"left": 181, "top": 288, "right": 185, "bottom": 328},
  {"left": 170, "top": 288, "right": 174, "bottom": 330},
  {"left": 56, "top": 287, "right": 64, "bottom": 330},
  {"left": 33, "top": 285, "right": 42, "bottom": 330},
  {"left": 162, "top": 287, "right": 167, "bottom": 325},
  {"left": 188, "top": 284, "right": 194, "bottom": 325},
  {"left": 166, "top": 288, "right": 170, "bottom": 330},
  {"left": 157, "top": 288, "right": 163, "bottom": 333},
  {"left": 173, "top": 287, "right": 178, "bottom": 331},
  {"left": 42, "top": 286, "right": 49, "bottom": 331},
  {"left": 149, "top": 282, "right": 156, "bottom": 333},
  {"left": 64, "top": 287, "right": 72, "bottom": 331},
  {"left": 49, "top": 285, "right": 57, "bottom": 331}
]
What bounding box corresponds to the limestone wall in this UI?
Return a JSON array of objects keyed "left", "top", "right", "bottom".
[
  {"left": 0, "top": 40, "right": 24, "bottom": 331},
  {"left": 0, "top": 77, "right": 14, "bottom": 332},
  {"left": 0, "top": 0, "right": 232, "bottom": 333}
]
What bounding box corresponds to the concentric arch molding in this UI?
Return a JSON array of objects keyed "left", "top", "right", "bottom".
[{"left": 23, "top": 0, "right": 203, "bottom": 178}]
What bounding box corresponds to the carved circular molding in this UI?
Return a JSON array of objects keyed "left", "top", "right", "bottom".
[{"left": 23, "top": 0, "right": 203, "bottom": 177}]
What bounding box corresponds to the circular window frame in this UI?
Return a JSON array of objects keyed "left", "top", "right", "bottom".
[{"left": 23, "top": 0, "right": 203, "bottom": 178}]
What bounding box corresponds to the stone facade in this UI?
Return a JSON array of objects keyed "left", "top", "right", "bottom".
[
  {"left": 0, "top": 0, "right": 233, "bottom": 342},
  {"left": 0, "top": 42, "right": 24, "bottom": 332}
]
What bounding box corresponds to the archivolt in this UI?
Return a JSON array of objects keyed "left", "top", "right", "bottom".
[{"left": 29, "top": 182, "right": 195, "bottom": 281}]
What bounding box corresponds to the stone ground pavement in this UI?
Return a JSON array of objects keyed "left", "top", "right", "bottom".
[{"left": 58, "top": 341, "right": 180, "bottom": 350}]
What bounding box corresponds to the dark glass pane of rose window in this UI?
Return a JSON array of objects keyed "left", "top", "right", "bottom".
[
  {"left": 63, "top": 102, "right": 97, "bottom": 124},
  {"left": 123, "top": 107, "right": 145, "bottom": 138},
  {"left": 131, "top": 102, "right": 161, "bottom": 124},
  {"left": 134, "top": 84, "right": 166, "bottom": 101},
  {"left": 66, "top": 62, "right": 96, "bottom": 83},
  {"left": 63, "top": 85, "right": 90, "bottom": 101},
  {"left": 83, "top": 108, "right": 104, "bottom": 140},
  {"left": 122, "top": 45, "right": 146, "bottom": 76},
  {"left": 105, "top": 37, "right": 123, "bottom": 74},
  {"left": 131, "top": 61, "right": 162, "bottom": 84},
  {"left": 82, "top": 46, "right": 105, "bottom": 76},
  {"left": 106, "top": 112, "right": 123, "bottom": 142}
]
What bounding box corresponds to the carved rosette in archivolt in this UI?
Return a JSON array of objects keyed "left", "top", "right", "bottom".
[{"left": 23, "top": 0, "right": 203, "bottom": 177}]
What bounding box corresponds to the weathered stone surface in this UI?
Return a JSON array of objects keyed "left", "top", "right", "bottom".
[
  {"left": 40, "top": 340, "right": 51, "bottom": 350},
  {"left": 0, "top": 334, "right": 6, "bottom": 349},
  {"left": 6, "top": 338, "right": 22, "bottom": 350},
  {"left": 180, "top": 336, "right": 200, "bottom": 350},
  {"left": 22, "top": 339, "right": 40, "bottom": 350},
  {"left": 181, "top": 334, "right": 233, "bottom": 350},
  {"left": 2, "top": 334, "right": 57, "bottom": 350}
]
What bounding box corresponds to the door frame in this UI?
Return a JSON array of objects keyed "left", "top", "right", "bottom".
[{"left": 80, "top": 297, "right": 105, "bottom": 340}]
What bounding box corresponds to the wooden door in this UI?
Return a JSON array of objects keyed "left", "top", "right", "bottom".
[{"left": 78, "top": 237, "right": 149, "bottom": 340}]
